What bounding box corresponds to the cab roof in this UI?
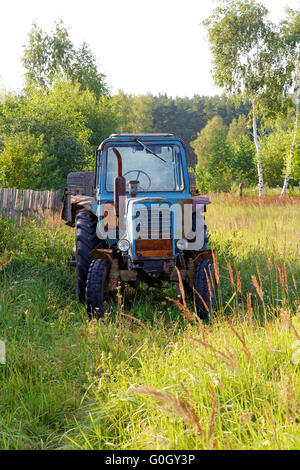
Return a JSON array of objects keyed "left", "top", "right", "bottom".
[
  {"left": 99, "top": 133, "right": 185, "bottom": 150},
  {"left": 109, "top": 133, "right": 174, "bottom": 138}
]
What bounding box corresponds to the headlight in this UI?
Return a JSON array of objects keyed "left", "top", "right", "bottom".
[
  {"left": 117, "top": 239, "right": 130, "bottom": 252},
  {"left": 176, "top": 239, "right": 188, "bottom": 251}
]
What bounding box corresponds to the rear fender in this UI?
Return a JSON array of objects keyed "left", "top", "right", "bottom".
[{"left": 63, "top": 195, "right": 97, "bottom": 225}]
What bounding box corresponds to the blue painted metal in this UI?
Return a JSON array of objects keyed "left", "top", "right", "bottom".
[
  {"left": 94, "top": 134, "right": 193, "bottom": 257},
  {"left": 97, "top": 135, "right": 190, "bottom": 204}
]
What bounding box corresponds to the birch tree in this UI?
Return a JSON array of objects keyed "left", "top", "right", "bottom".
[
  {"left": 203, "top": 0, "right": 285, "bottom": 196},
  {"left": 280, "top": 9, "right": 300, "bottom": 196}
]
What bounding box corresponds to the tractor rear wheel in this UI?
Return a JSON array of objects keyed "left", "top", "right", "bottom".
[
  {"left": 75, "top": 209, "right": 104, "bottom": 302},
  {"left": 194, "top": 259, "right": 215, "bottom": 321},
  {"left": 86, "top": 259, "right": 109, "bottom": 318}
]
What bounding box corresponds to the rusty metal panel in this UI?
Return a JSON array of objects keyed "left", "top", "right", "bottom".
[{"left": 135, "top": 239, "right": 173, "bottom": 257}]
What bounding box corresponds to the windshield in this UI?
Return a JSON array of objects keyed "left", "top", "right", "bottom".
[{"left": 105, "top": 143, "right": 184, "bottom": 192}]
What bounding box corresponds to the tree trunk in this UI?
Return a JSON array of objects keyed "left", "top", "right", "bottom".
[
  {"left": 281, "top": 94, "right": 299, "bottom": 196},
  {"left": 252, "top": 101, "right": 264, "bottom": 197}
]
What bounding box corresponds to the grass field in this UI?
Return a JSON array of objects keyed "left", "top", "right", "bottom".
[{"left": 0, "top": 194, "right": 299, "bottom": 450}]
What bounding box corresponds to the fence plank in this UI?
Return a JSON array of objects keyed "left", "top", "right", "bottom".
[{"left": 0, "top": 188, "right": 62, "bottom": 223}]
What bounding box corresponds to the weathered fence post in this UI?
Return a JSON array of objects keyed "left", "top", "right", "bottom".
[{"left": 0, "top": 188, "right": 62, "bottom": 223}]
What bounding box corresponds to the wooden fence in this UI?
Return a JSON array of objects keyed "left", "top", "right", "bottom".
[{"left": 0, "top": 188, "right": 62, "bottom": 224}]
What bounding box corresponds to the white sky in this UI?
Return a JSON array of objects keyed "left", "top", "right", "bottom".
[{"left": 0, "top": 0, "right": 299, "bottom": 97}]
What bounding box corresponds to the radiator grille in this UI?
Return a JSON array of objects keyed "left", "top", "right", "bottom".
[{"left": 135, "top": 205, "right": 172, "bottom": 240}]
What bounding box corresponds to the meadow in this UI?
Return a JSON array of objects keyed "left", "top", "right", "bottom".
[{"left": 0, "top": 194, "right": 299, "bottom": 450}]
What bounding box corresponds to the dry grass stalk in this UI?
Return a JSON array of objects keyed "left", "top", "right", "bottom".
[
  {"left": 246, "top": 292, "right": 253, "bottom": 328},
  {"left": 191, "top": 337, "right": 239, "bottom": 371},
  {"left": 223, "top": 339, "right": 240, "bottom": 370},
  {"left": 204, "top": 268, "right": 213, "bottom": 300},
  {"left": 280, "top": 263, "right": 285, "bottom": 290},
  {"left": 279, "top": 366, "right": 289, "bottom": 419},
  {"left": 116, "top": 283, "right": 123, "bottom": 315},
  {"left": 267, "top": 253, "right": 273, "bottom": 272},
  {"left": 193, "top": 288, "right": 210, "bottom": 313},
  {"left": 211, "top": 439, "right": 218, "bottom": 450},
  {"left": 165, "top": 296, "right": 195, "bottom": 322},
  {"left": 224, "top": 256, "right": 235, "bottom": 289},
  {"left": 129, "top": 386, "right": 203, "bottom": 435},
  {"left": 290, "top": 323, "right": 300, "bottom": 340},
  {"left": 208, "top": 384, "right": 218, "bottom": 440},
  {"left": 166, "top": 267, "right": 201, "bottom": 324},
  {"left": 241, "top": 411, "right": 253, "bottom": 426},
  {"left": 228, "top": 324, "right": 254, "bottom": 364},
  {"left": 256, "top": 262, "right": 263, "bottom": 289},
  {"left": 202, "top": 358, "right": 216, "bottom": 371},
  {"left": 251, "top": 275, "right": 264, "bottom": 303},
  {"left": 0, "top": 248, "right": 10, "bottom": 271},
  {"left": 279, "top": 309, "right": 300, "bottom": 340},
  {"left": 212, "top": 250, "right": 220, "bottom": 285},
  {"left": 265, "top": 320, "right": 274, "bottom": 353},
  {"left": 280, "top": 309, "right": 290, "bottom": 329},
  {"left": 176, "top": 268, "right": 207, "bottom": 329},
  {"left": 208, "top": 264, "right": 216, "bottom": 293},
  {"left": 179, "top": 381, "right": 195, "bottom": 404},
  {"left": 288, "top": 263, "right": 297, "bottom": 291},
  {"left": 283, "top": 263, "right": 289, "bottom": 294},
  {"left": 288, "top": 375, "right": 298, "bottom": 416},
  {"left": 235, "top": 264, "right": 242, "bottom": 293},
  {"left": 120, "top": 312, "right": 150, "bottom": 334},
  {"left": 279, "top": 310, "right": 300, "bottom": 340},
  {"left": 175, "top": 266, "right": 186, "bottom": 307},
  {"left": 274, "top": 259, "right": 284, "bottom": 288}
]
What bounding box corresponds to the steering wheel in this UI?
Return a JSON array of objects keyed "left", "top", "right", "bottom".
[{"left": 123, "top": 170, "right": 152, "bottom": 191}]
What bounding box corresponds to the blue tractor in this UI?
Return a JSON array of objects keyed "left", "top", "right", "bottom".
[{"left": 62, "top": 134, "right": 214, "bottom": 320}]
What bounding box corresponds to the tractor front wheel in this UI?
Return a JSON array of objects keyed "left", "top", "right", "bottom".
[
  {"left": 86, "top": 259, "right": 109, "bottom": 318},
  {"left": 194, "top": 259, "right": 215, "bottom": 321},
  {"left": 75, "top": 209, "right": 105, "bottom": 302}
]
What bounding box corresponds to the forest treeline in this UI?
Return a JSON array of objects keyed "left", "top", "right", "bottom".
[{"left": 0, "top": 0, "right": 299, "bottom": 193}]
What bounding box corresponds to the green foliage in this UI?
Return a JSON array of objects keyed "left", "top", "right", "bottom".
[
  {"left": 195, "top": 130, "right": 233, "bottom": 193},
  {"left": 261, "top": 127, "right": 300, "bottom": 187},
  {"left": 231, "top": 136, "right": 257, "bottom": 186},
  {"left": 206, "top": 129, "right": 233, "bottom": 191},
  {"left": 227, "top": 114, "right": 249, "bottom": 145},
  {"left": 0, "top": 132, "right": 45, "bottom": 189},
  {"left": 0, "top": 78, "right": 5, "bottom": 105},
  {"left": 0, "top": 217, "right": 14, "bottom": 252},
  {"left": 195, "top": 165, "right": 211, "bottom": 193},
  {"left": 0, "top": 81, "right": 118, "bottom": 190},
  {"left": 261, "top": 130, "right": 286, "bottom": 188},
  {"left": 152, "top": 93, "right": 250, "bottom": 166},
  {"left": 194, "top": 116, "right": 257, "bottom": 191},
  {"left": 69, "top": 42, "right": 108, "bottom": 99},
  {"left": 22, "top": 21, "right": 108, "bottom": 98},
  {"left": 191, "top": 116, "right": 226, "bottom": 169},
  {"left": 293, "top": 128, "right": 300, "bottom": 181},
  {"left": 112, "top": 91, "right": 153, "bottom": 133}
]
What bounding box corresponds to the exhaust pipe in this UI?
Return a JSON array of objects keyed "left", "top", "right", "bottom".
[{"left": 112, "top": 148, "right": 126, "bottom": 217}]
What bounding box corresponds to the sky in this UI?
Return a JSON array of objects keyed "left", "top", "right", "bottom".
[{"left": 0, "top": 0, "right": 299, "bottom": 98}]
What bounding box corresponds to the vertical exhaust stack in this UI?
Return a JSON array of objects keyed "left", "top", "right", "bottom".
[{"left": 112, "top": 148, "right": 126, "bottom": 217}]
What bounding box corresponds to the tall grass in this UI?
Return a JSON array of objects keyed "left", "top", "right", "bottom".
[{"left": 0, "top": 196, "right": 299, "bottom": 449}]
